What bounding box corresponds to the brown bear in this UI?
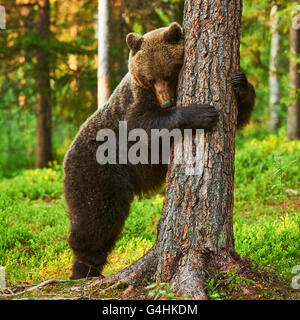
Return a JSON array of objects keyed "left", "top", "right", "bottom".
[{"left": 63, "top": 22, "right": 255, "bottom": 279}]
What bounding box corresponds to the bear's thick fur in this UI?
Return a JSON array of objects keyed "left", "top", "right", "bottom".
[{"left": 63, "top": 23, "right": 255, "bottom": 279}]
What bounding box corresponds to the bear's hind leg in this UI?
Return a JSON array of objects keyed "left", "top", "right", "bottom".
[
  {"left": 69, "top": 215, "right": 131, "bottom": 280},
  {"left": 65, "top": 171, "right": 134, "bottom": 279}
]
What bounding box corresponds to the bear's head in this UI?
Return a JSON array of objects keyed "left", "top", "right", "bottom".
[{"left": 126, "top": 22, "right": 183, "bottom": 109}]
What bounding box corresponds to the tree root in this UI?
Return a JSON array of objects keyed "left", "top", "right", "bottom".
[
  {"left": 86, "top": 244, "right": 159, "bottom": 297},
  {"left": 170, "top": 271, "right": 208, "bottom": 300},
  {"left": 87, "top": 246, "right": 260, "bottom": 300}
]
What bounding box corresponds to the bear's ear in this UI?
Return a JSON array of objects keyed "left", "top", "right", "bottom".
[
  {"left": 126, "top": 33, "right": 143, "bottom": 54},
  {"left": 163, "top": 22, "right": 182, "bottom": 43}
]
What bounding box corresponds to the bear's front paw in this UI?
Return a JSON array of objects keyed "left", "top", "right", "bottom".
[
  {"left": 187, "top": 104, "right": 219, "bottom": 130},
  {"left": 232, "top": 72, "right": 248, "bottom": 95}
]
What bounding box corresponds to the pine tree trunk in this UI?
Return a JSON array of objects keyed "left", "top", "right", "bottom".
[
  {"left": 98, "top": 0, "right": 110, "bottom": 109},
  {"left": 35, "top": 0, "right": 52, "bottom": 168},
  {"left": 155, "top": 0, "right": 242, "bottom": 299},
  {"left": 269, "top": 4, "right": 281, "bottom": 132},
  {"left": 96, "top": 0, "right": 248, "bottom": 300},
  {"left": 287, "top": 1, "right": 300, "bottom": 140}
]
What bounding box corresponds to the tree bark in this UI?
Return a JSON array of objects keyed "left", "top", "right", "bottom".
[
  {"left": 98, "top": 0, "right": 110, "bottom": 109},
  {"left": 155, "top": 0, "right": 242, "bottom": 299},
  {"left": 287, "top": 1, "right": 300, "bottom": 140},
  {"left": 269, "top": 3, "right": 281, "bottom": 133},
  {"left": 35, "top": 0, "right": 53, "bottom": 168},
  {"left": 96, "top": 0, "right": 247, "bottom": 300}
]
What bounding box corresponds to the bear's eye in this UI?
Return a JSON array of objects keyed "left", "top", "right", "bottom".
[{"left": 149, "top": 79, "right": 155, "bottom": 86}]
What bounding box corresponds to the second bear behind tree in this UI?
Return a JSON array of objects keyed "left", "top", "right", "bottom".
[{"left": 63, "top": 22, "right": 256, "bottom": 279}]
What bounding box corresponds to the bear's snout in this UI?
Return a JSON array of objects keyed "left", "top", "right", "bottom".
[{"left": 153, "top": 79, "right": 176, "bottom": 108}]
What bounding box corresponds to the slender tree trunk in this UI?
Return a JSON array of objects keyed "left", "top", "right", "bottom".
[
  {"left": 35, "top": 0, "right": 52, "bottom": 168},
  {"left": 98, "top": 0, "right": 110, "bottom": 109},
  {"left": 287, "top": 1, "right": 300, "bottom": 139},
  {"left": 0, "top": 4, "right": 5, "bottom": 30},
  {"left": 96, "top": 0, "right": 249, "bottom": 300},
  {"left": 109, "top": 0, "right": 131, "bottom": 89},
  {"left": 269, "top": 3, "right": 281, "bottom": 132}
]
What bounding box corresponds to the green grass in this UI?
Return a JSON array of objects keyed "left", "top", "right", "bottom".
[
  {"left": 235, "top": 128, "right": 300, "bottom": 204},
  {"left": 234, "top": 126, "right": 300, "bottom": 279},
  {"left": 234, "top": 209, "right": 300, "bottom": 278},
  {"left": 0, "top": 126, "right": 299, "bottom": 293}
]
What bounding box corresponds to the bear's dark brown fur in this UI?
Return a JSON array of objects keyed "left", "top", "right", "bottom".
[{"left": 63, "top": 23, "right": 255, "bottom": 279}]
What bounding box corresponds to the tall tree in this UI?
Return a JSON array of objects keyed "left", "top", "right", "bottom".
[
  {"left": 35, "top": 0, "right": 52, "bottom": 168},
  {"left": 269, "top": 3, "right": 281, "bottom": 132},
  {"left": 96, "top": 0, "right": 251, "bottom": 300},
  {"left": 98, "top": 0, "right": 110, "bottom": 108},
  {"left": 287, "top": 1, "right": 300, "bottom": 139},
  {"left": 155, "top": 0, "right": 243, "bottom": 299}
]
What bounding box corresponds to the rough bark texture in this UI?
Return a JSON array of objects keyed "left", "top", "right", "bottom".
[
  {"left": 287, "top": 0, "right": 300, "bottom": 140},
  {"left": 154, "top": 0, "right": 243, "bottom": 299},
  {"left": 269, "top": 4, "right": 281, "bottom": 132},
  {"left": 35, "top": 0, "right": 53, "bottom": 168}
]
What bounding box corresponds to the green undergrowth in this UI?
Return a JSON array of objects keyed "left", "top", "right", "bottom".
[{"left": 0, "top": 126, "right": 299, "bottom": 299}]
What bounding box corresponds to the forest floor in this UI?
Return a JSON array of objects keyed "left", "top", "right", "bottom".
[
  {"left": 0, "top": 256, "right": 299, "bottom": 300},
  {"left": 0, "top": 127, "right": 299, "bottom": 300},
  {"left": 0, "top": 197, "right": 299, "bottom": 301}
]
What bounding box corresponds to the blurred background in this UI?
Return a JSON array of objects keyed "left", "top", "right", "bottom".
[{"left": 0, "top": 0, "right": 298, "bottom": 177}]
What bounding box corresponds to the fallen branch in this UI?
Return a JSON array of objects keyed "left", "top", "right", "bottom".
[{"left": 0, "top": 279, "right": 68, "bottom": 298}]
